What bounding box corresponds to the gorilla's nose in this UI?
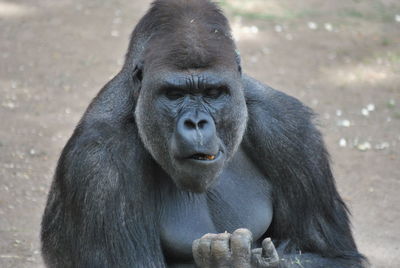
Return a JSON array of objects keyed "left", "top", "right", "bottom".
[
  {"left": 176, "top": 111, "right": 217, "bottom": 149},
  {"left": 183, "top": 117, "right": 208, "bottom": 131}
]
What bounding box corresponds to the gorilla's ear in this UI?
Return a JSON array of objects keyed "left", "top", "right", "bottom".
[
  {"left": 235, "top": 49, "right": 242, "bottom": 74},
  {"left": 132, "top": 61, "right": 143, "bottom": 101},
  {"left": 132, "top": 60, "right": 143, "bottom": 82}
]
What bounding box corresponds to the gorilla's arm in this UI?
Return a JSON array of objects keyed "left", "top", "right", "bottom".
[
  {"left": 241, "top": 75, "right": 365, "bottom": 267},
  {"left": 41, "top": 71, "right": 166, "bottom": 268}
]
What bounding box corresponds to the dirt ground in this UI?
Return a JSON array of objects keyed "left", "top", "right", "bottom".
[{"left": 0, "top": 0, "right": 399, "bottom": 267}]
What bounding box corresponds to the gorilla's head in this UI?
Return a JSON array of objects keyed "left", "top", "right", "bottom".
[{"left": 132, "top": 0, "right": 248, "bottom": 192}]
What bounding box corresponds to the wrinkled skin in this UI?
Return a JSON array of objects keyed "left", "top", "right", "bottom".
[{"left": 135, "top": 68, "right": 247, "bottom": 193}]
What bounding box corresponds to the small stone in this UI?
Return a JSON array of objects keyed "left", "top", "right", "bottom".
[
  {"left": 337, "top": 119, "right": 351, "bottom": 127},
  {"left": 367, "top": 104, "right": 375, "bottom": 111},
  {"left": 249, "top": 26, "right": 258, "bottom": 34},
  {"left": 311, "top": 99, "right": 318, "bottom": 106},
  {"left": 375, "top": 142, "right": 389, "bottom": 150},
  {"left": 4, "top": 163, "right": 14, "bottom": 169},
  {"left": 249, "top": 56, "right": 258, "bottom": 63},
  {"left": 2, "top": 102, "right": 16, "bottom": 109},
  {"left": 387, "top": 99, "right": 395, "bottom": 108},
  {"left": 307, "top": 22, "right": 318, "bottom": 30},
  {"left": 324, "top": 23, "right": 333, "bottom": 31},
  {"left": 111, "top": 30, "right": 119, "bottom": 37},
  {"left": 357, "top": 142, "right": 371, "bottom": 151},
  {"left": 11, "top": 81, "right": 18, "bottom": 89},
  {"left": 336, "top": 109, "right": 342, "bottom": 116},
  {"left": 274, "top": 25, "right": 283, "bottom": 33},
  {"left": 339, "top": 138, "right": 347, "bottom": 147},
  {"left": 361, "top": 108, "right": 369, "bottom": 116},
  {"left": 395, "top": 14, "right": 400, "bottom": 22},
  {"left": 242, "top": 26, "right": 259, "bottom": 34}
]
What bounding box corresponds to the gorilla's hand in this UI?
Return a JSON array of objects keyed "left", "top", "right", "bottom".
[
  {"left": 251, "top": 238, "right": 280, "bottom": 268},
  {"left": 192, "top": 228, "right": 279, "bottom": 268}
]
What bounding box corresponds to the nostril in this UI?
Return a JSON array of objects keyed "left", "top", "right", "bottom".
[
  {"left": 184, "top": 120, "right": 196, "bottom": 129},
  {"left": 197, "top": 120, "right": 208, "bottom": 128}
]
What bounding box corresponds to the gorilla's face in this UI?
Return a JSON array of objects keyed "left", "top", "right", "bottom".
[{"left": 135, "top": 65, "right": 248, "bottom": 192}]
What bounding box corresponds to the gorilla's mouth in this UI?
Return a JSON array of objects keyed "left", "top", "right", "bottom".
[
  {"left": 190, "top": 151, "right": 220, "bottom": 161},
  {"left": 191, "top": 153, "right": 216, "bottom": 161}
]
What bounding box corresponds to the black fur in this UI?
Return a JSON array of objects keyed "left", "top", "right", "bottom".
[
  {"left": 242, "top": 77, "right": 365, "bottom": 266},
  {"left": 41, "top": 0, "right": 366, "bottom": 267}
]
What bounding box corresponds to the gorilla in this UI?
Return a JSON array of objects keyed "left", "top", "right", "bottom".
[{"left": 41, "top": 0, "right": 365, "bottom": 267}]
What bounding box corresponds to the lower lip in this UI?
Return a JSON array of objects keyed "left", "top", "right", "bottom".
[{"left": 189, "top": 151, "right": 222, "bottom": 163}]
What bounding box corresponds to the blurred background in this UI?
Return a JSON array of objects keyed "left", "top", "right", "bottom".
[{"left": 0, "top": 0, "right": 399, "bottom": 267}]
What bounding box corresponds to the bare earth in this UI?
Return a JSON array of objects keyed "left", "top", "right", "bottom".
[{"left": 0, "top": 0, "right": 399, "bottom": 267}]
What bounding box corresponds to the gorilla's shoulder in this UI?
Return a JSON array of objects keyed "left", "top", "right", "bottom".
[{"left": 242, "top": 74, "right": 315, "bottom": 125}]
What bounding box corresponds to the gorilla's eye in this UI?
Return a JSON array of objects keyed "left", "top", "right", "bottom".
[
  {"left": 204, "top": 86, "right": 226, "bottom": 99},
  {"left": 165, "top": 89, "right": 185, "bottom": 100}
]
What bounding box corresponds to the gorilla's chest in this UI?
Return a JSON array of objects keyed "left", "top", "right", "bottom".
[{"left": 159, "top": 149, "right": 273, "bottom": 264}]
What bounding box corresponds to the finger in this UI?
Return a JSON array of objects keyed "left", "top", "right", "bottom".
[
  {"left": 251, "top": 249, "right": 264, "bottom": 268},
  {"left": 193, "top": 239, "right": 208, "bottom": 268},
  {"left": 210, "top": 233, "right": 231, "bottom": 267},
  {"left": 230, "top": 228, "right": 253, "bottom": 268},
  {"left": 251, "top": 248, "right": 262, "bottom": 255},
  {"left": 251, "top": 248, "right": 280, "bottom": 268},
  {"left": 192, "top": 234, "right": 215, "bottom": 268},
  {"left": 262, "top": 238, "right": 280, "bottom": 264}
]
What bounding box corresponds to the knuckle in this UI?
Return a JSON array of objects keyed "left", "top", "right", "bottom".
[
  {"left": 202, "top": 233, "right": 217, "bottom": 240},
  {"left": 233, "top": 228, "right": 252, "bottom": 236}
]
